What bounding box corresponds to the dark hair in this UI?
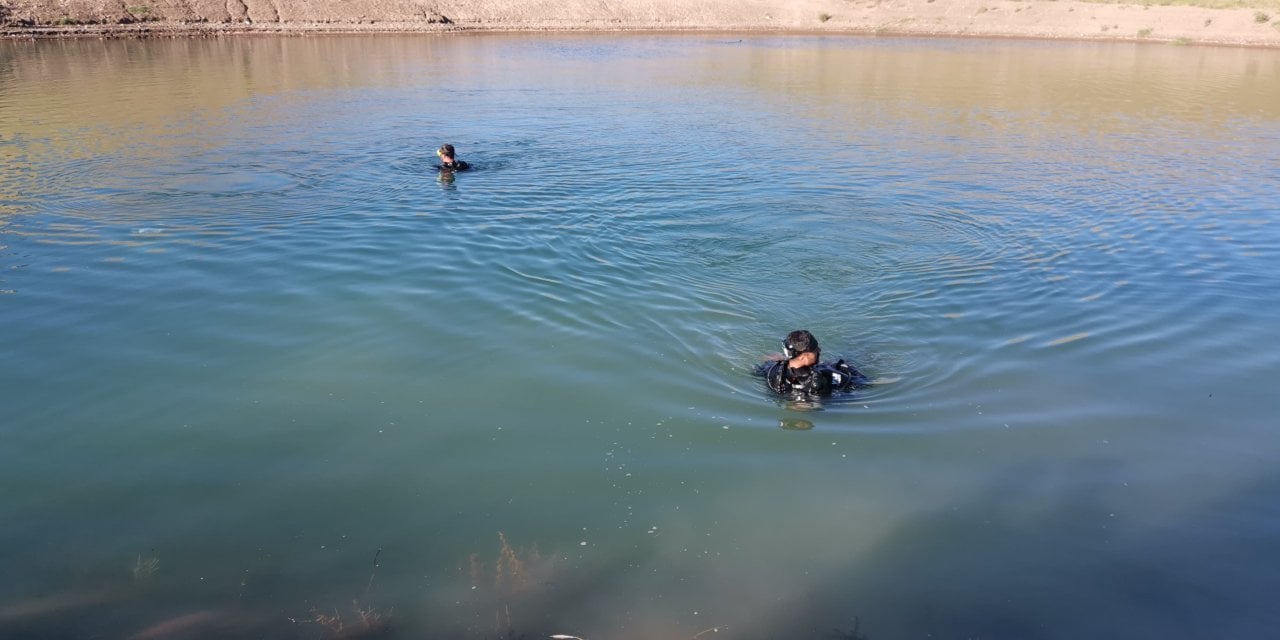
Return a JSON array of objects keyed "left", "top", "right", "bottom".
[
  {"left": 439, "top": 144, "right": 456, "bottom": 157},
  {"left": 784, "top": 330, "right": 819, "bottom": 357}
]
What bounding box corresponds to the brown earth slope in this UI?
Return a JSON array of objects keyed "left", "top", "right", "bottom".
[{"left": 3, "top": 0, "right": 1280, "bottom": 46}]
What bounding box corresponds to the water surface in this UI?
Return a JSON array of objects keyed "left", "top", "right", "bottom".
[{"left": 2, "top": 34, "right": 1280, "bottom": 639}]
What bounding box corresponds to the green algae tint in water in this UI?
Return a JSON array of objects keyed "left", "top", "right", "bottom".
[{"left": 2, "top": 34, "right": 1280, "bottom": 639}]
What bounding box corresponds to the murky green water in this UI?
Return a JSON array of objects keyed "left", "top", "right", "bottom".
[{"left": 2, "top": 34, "right": 1279, "bottom": 639}]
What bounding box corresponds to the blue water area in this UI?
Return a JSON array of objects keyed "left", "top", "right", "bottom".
[{"left": 2, "top": 34, "right": 1279, "bottom": 639}]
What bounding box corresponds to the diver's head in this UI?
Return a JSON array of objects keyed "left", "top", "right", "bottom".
[
  {"left": 437, "top": 144, "right": 456, "bottom": 161},
  {"left": 782, "top": 330, "right": 819, "bottom": 361}
]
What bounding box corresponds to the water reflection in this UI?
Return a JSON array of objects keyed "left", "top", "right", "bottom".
[{"left": 779, "top": 417, "right": 815, "bottom": 430}]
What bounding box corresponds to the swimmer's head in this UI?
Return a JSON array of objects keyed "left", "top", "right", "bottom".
[
  {"left": 782, "top": 330, "right": 819, "bottom": 360},
  {"left": 437, "top": 144, "right": 456, "bottom": 160}
]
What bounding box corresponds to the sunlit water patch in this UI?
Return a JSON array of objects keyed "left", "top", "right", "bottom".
[{"left": 2, "top": 34, "right": 1280, "bottom": 640}]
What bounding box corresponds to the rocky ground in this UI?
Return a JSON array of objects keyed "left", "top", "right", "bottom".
[{"left": 2, "top": 0, "right": 1280, "bottom": 46}]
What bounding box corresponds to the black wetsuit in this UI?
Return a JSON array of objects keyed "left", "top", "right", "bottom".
[
  {"left": 439, "top": 160, "right": 470, "bottom": 171},
  {"left": 762, "top": 359, "right": 863, "bottom": 399}
]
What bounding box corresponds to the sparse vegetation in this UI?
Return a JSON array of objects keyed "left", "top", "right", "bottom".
[
  {"left": 827, "top": 618, "right": 872, "bottom": 640},
  {"left": 121, "top": 5, "right": 157, "bottom": 24},
  {"left": 297, "top": 601, "right": 392, "bottom": 639},
  {"left": 1081, "top": 0, "right": 1280, "bottom": 8},
  {"left": 1255, "top": 10, "right": 1271, "bottom": 21},
  {"left": 819, "top": 12, "right": 833, "bottom": 22},
  {"left": 465, "top": 532, "right": 561, "bottom": 638},
  {"left": 1138, "top": 26, "right": 1154, "bottom": 35},
  {"left": 131, "top": 554, "right": 159, "bottom": 580},
  {"left": 288, "top": 548, "right": 393, "bottom": 639},
  {"left": 1173, "top": 36, "right": 1192, "bottom": 43}
]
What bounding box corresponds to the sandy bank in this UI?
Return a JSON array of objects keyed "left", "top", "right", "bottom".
[{"left": 3, "top": 0, "right": 1280, "bottom": 47}]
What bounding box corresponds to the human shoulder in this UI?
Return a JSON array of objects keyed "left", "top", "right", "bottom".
[{"left": 818, "top": 359, "right": 864, "bottom": 390}]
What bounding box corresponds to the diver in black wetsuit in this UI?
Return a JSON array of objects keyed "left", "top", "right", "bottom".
[
  {"left": 436, "top": 144, "right": 470, "bottom": 171},
  {"left": 759, "top": 330, "right": 863, "bottom": 400}
]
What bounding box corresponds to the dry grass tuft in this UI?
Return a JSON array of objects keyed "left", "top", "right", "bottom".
[
  {"left": 131, "top": 554, "right": 160, "bottom": 581},
  {"left": 298, "top": 601, "right": 392, "bottom": 639}
]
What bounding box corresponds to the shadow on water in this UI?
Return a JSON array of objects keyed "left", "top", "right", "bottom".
[
  {"left": 10, "top": 461, "right": 1276, "bottom": 639},
  {"left": 763, "top": 461, "right": 1280, "bottom": 640},
  {"left": 3, "top": 437, "right": 1279, "bottom": 633}
]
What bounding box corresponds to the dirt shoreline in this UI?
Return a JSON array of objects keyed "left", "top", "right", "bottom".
[{"left": 3, "top": 0, "right": 1280, "bottom": 47}]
